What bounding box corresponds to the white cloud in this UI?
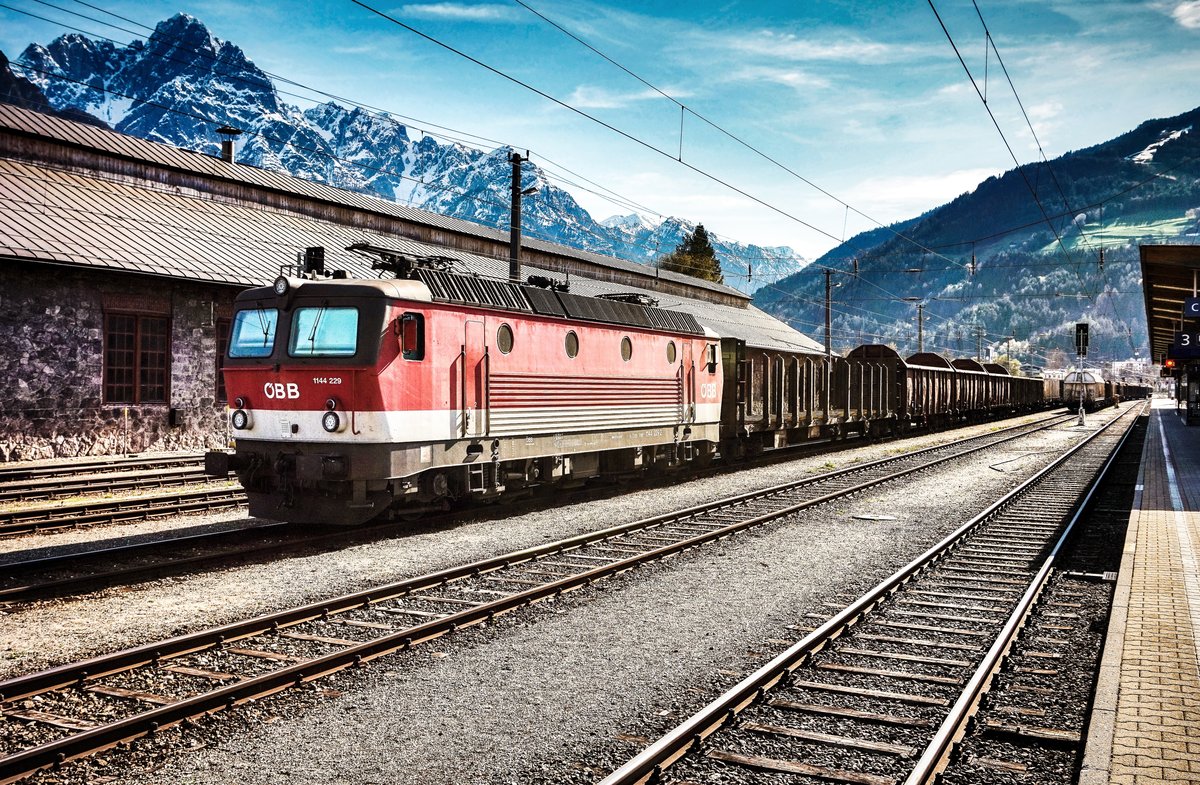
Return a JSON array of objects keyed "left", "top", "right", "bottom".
[
  {"left": 841, "top": 168, "right": 1004, "bottom": 219},
  {"left": 399, "top": 3, "right": 519, "bottom": 22},
  {"left": 728, "top": 30, "right": 905, "bottom": 64},
  {"left": 566, "top": 84, "right": 672, "bottom": 109},
  {"left": 729, "top": 65, "right": 830, "bottom": 90},
  {"left": 1171, "top": 0, "right": 1200, "bottom": 28}
]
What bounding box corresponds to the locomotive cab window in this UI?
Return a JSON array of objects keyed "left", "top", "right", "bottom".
[
  {"left": 399, "top": 313, "right": 425, "bottom": 360},
  {"left": 621, "top": 336, "right": 633, "bottom": 362},
  {"left": 228, "top": 307, "right": 279, "bottom": 358},
  {"left": 666, "top": 341, "right": 677, "bottom": 364},
  {"left": 705, "top": 343, "right": 719, "bottom": 371},
  {"left": 565, "top": 330, "right": 579, "bottom": 358},
  {"left": 289, "top": 306, "right": 359, "bottom": 357}
]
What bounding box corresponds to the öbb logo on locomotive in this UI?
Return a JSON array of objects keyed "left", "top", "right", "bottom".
[{"left": 263, "top": 382, "right": 301, "bottom": 400}]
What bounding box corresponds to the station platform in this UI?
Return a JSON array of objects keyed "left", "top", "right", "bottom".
[{"left": 1081, "top": 397, "right": 1200, "bottom": 784}]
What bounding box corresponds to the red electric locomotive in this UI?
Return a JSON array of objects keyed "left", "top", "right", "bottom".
[{"left": 206, "top": 249, "right": 722, "bottom": 524}]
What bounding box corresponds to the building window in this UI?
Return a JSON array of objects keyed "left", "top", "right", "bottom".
[
  {"left": 104, "top": 313, "right": 170, "bottom": 403},
  {"left": 216, "top": 318, "right": 231, "bottom": 403}
]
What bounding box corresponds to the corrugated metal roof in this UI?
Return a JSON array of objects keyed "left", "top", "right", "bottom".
[
  {"left": 0, "top": 124, "right": 819, "bottom": 353},
  {"left": 0, "top": 103, "right": 745, "bottom": 300}
]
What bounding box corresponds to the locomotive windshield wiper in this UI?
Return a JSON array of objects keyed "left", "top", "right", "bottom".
[
  {"left": 254, "top": 302, "right": 271, "bottom": 348},
  {"left": 303, "top": 303, "right": 328, "bottom": 354}
]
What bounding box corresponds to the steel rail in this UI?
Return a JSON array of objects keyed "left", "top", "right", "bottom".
[
  {"left": 0, "top": 412, "right": 1073, "bottom": 784},
  {"left": 0, "top": 522, "right": 292, "bottom": 604},
  {"left": 0, "top": 455, "right": 204, "bottom": 483},
  {"left": 0, "top": 466, "right": 217, "bottom": 503},
  {"left": 597, "top": 404, "right": 1141, "bottom": 785},
  {"left": 0, "top": 413, "right": 1067, "bottom": 699}
]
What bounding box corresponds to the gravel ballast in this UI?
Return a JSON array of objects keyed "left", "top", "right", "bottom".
[{"left": 0, "top": 410, "right": 1122, "bottom": 784}]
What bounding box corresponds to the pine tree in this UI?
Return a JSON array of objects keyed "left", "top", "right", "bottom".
[{"left": 657, "top": 223, "right": 725, "bottom": 284}]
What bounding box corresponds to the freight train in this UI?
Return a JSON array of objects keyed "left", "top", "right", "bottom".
[
  {"left": 1047, "top": 370, "right": 1151, "bottom": 411},
  {"left": 206, "top": 254, "right": 1056, "bottom": 525}
]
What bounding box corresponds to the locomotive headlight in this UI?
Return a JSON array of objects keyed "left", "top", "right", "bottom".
[
  {"left": 234, "top": 396, "right": 247, "bottom": 410},
  {"left": 273, "top": 276, "right": 290, "bottom": 296},
  {"left": 325, "top": 397, "right": 338, "bottom": 411},
  {"left": 321, "top": 410, "right": 341, "bottom": 433},
  {"left": 231, "top": 408, "right": 250, "bottom": 430}
]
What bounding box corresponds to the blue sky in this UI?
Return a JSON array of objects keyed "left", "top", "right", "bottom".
[{"left": 3, "top": 0, "right": 1199, "bottom": 261}]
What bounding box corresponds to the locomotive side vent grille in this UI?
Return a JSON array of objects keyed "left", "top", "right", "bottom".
[
  {"left": 417, "top": 269, "right": 533, "bottom": 313},
  {"left": 522, "top": 285, "right": 568, "bottom": 317},
  {"left": 646, "top": 307, "right": 704, "bottom": 335},
  {"left": 416, "top": 268, "right": 703, "bottom": 335}
]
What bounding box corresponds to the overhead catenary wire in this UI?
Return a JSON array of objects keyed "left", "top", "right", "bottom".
[
  {"left": 925, "top": 0, "right": 1091, "bottom": 297},
  {"left": 509, "top": 0, "right": 969, "bottom": 272}
]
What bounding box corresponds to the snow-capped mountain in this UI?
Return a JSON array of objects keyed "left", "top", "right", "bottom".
[{"left": 13, "top": 13, "right": 806, "bottom": 291}]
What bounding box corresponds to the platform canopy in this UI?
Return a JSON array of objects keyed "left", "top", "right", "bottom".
[{"left": 1140, "top": 245, "right": 1200, "bottom": 364}]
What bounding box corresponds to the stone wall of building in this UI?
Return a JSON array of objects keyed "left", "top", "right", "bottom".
[{"left": 0, "top": 262, "right": 238, "bottom": 461}]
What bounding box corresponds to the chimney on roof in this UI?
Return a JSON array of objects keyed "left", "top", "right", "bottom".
[{"left": 216, "top": 125, "right": 242, "bottom": 163}]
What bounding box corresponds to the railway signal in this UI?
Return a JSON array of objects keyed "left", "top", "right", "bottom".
[{"left": 1075, "top": 322, "right": 1089, "bottom": 425}]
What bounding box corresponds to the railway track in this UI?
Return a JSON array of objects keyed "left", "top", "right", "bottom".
[
  {"left": 0, "top": 465, "right": 217, "bottom": 504},
  {"left": 0, "top": 485, "right": 246, "bottom": 538},
  {"left": 0, "top": 414, "right": 1052, "bottom": 538},
  {"left": 0, "top": 411, "right": 1080, "bottom": 783},
  {"left": 0, "top": 522, "right": 289, "bottom": 605},
  {"left": 0, "top": 454, "right": 205, "bottom": 486},
  {"left": 935, "top": 411, "right": 1148, "bottom": 784},
  {"left": 597, "top": 402, "right": 1143, "bottom": 785}
]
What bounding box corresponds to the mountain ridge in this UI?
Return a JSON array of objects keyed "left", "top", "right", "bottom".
[
  {"left": 10, "top": 13, "right": 805, "bottom": 292},
  {"left": 753, "top": 107, "right": 1200, "bottom": 367}
]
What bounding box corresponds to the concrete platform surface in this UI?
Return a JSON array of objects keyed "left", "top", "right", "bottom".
[{"left": 1081, "top": 397, "right": 1200, "bottom": 784}]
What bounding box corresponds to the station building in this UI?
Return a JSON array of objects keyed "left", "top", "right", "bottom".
[{"left": 0, "top": 102, "right": 818, "bottom": 462}]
